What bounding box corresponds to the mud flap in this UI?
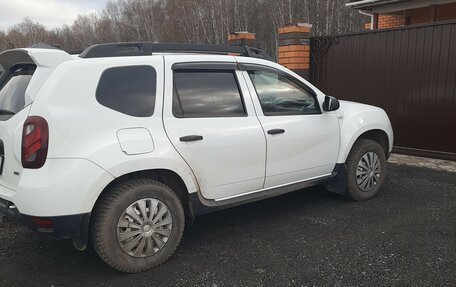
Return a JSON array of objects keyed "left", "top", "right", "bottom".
[
  {"left": 72, "top": 214, "right": 91, "bottom": 251},
  {"left": 324, "top": 164, "right": 348, "bottom": 195}
]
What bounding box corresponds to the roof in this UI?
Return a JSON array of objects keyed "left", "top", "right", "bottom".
[{"left": 347, "top": 0, "right": 456, "bottom": 13}]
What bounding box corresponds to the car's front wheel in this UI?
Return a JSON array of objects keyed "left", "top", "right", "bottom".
[
  {"left": 91, "top": 179, "right": 185, "bottom": 273},
  {"left": 345, "top": 139, "right": 387, "bottom": 201}
]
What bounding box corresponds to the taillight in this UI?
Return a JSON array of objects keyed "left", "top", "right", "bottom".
[{"left": 21, "top": 116, "right": 49, "bottom": 169}]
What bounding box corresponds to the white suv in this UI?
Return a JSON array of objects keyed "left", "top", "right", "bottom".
[{"left": 0, "top": 43, "right": 393, "bottom": 272}]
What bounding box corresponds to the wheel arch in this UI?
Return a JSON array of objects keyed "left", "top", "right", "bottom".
[
  {"left": 338, "top": 126, "right": 393, "bottom": 164},
  {"left": 356, "top": 130, "right": 389, "bottom": 157},
  {"left": 93, "top": 168, "right": 196, "bottom": 224},
  {"left": 74, "top": 166, "right": 197, "bottom": 251}
]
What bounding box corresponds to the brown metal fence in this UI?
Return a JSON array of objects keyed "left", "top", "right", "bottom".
[{"left": 310, "top": 21, "right": 456, "bottom": 160}]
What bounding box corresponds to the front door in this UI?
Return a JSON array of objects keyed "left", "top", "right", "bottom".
[
  {"left": 241, "top": 64, "right": 340, "bottom": 188},
  {"left": 163, "top": 58, "right": 266, "bottom": 201}
]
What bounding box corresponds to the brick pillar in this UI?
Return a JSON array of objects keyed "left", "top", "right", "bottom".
[
  {"left": 278, "top": 23, "right": 311, "bottom": 80},
  {"left": 227, "top": 32, "right": 255, "bottom": 47}
]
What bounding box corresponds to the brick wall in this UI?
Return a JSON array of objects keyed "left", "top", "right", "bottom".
[
  {"left": 378, "top": 14, "right": 406, "bottom": 29},
  {"left": 365, "top": 3, "right": 456, "bottom": 30}
]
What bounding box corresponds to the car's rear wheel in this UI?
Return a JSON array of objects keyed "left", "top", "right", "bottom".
[
  {"left": 91, "top": 179, "right": 185, "bottom": 273},
  {"left": 345, "top": 139, "right": 387, "bottom": 201}
]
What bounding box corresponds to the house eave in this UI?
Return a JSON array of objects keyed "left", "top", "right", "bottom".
[{"left": 347, "top": 0, "right": 456, "bottom": 13}]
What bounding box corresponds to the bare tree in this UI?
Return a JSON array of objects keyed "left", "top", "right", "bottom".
[{"left": 0, "top": 0, "right": 366, "bottom": 54}]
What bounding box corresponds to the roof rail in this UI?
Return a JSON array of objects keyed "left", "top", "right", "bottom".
[{"left": 78, "top": 42, "right": 274, "bottom": 62}]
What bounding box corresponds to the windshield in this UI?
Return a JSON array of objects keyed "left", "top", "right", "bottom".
[{"left": 0, "top": 65, "right": 35, "bottom": 121}]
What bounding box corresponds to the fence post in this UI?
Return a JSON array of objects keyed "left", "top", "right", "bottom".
[
  {"left": 227, "top": 32, "right": 255, "bottom": 47},
  {"left": 278, "top": 23, "right": 312, "bottom": 80}
]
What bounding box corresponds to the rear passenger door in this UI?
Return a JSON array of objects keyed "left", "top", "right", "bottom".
[{"left": 162, "top": 57, "right": 266, "bottom": 201}]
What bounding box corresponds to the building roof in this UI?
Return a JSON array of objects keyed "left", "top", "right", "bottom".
[{"left": 347, "top": 0, "right": 456, "bottom": 13}]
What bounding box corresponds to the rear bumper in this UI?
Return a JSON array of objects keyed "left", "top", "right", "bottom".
[
  {"left": 0, "top": 158, "right": 114, "bottom": 217},
  {"left": 0, "top": 197, "right": 89, "bottom": 240}
]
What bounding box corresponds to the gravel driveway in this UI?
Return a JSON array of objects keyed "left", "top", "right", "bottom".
[{"left": 1, "top": 162, "right": 455, "bottom": 286}]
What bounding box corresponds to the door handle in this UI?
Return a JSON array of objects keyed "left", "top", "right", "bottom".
[
  {"left": 179, "top": 135, "right": 203, "bottom": 142},
  {"left": 267, "top": 129, "right": 285, "bottom": 135}
]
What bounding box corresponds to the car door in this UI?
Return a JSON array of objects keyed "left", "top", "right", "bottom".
[
  {"left": 162, "top": 57, "right": 266, "bottom": 201},
  {"left": 241, "top": 63, "right": 340, "bottom": 188}
]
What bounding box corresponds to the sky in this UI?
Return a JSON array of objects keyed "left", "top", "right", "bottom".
[{"left": 0, "top": 0, "right": 110, "bottom": 30}]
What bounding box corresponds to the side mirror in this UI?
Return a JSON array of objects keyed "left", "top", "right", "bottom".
[{"left": 323, "top": 95, "right": 340, "bottom": 112}]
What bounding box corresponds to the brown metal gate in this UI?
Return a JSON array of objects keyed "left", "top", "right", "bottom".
[{"left": 310, "top": 21, "right": 456, "bottom": 160}]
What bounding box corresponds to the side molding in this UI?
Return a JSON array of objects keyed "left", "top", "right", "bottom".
[{"left": 190, "top": 172, "right": 336, "bottom": 216}]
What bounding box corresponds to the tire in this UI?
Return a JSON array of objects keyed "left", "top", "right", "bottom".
[
  {"left": 345, "top": 139, "right": 387, "bottom": 201},
  {"left": 91, "top": 179, "right": 185, "bottom": 273}
]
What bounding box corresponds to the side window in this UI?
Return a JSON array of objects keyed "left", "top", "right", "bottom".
[
  {"left": 247, "top": 69, "right": 320, "bottom": 116},
  {"left": 96, "top": 65, "right": 156, "bottom": 117},
  {"left": 173, "top": 70, "right": 246, "bottom": 118}
]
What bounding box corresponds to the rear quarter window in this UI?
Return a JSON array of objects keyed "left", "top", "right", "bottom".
[{"left": 96, "top": 65, "right": 157, "bottom": 117}]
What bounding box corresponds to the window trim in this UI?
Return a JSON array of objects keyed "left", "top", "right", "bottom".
[
  {"left": 172, "top": 68, "right": 248, "bottom": 119},
  {"left": 95, "top": 65, "right": 157, "bottom": 117},
  {"left": 172, "top": 62, "right": 238, "bottom": 71},
  {"left": 240, "top": 63, "right": 322, "bottom": 116}
]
